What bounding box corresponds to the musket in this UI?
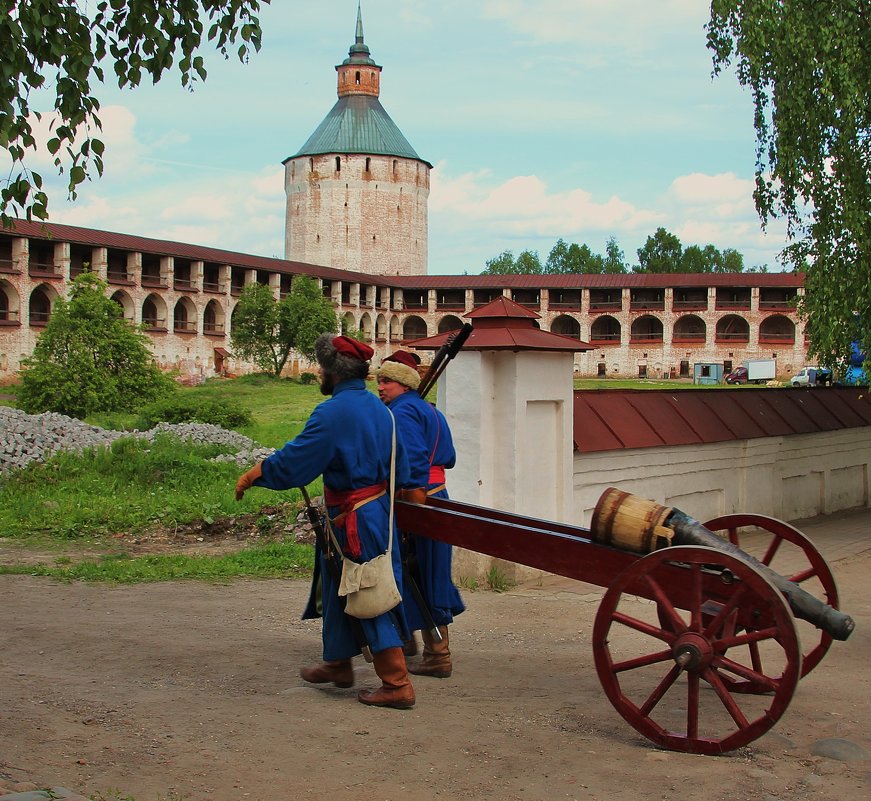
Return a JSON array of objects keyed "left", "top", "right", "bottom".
[
  {"left": 301, "top": 486, "right": 374, "bottom": 662},
  {"left": 417, "top": 323, "right": 473, "bottom": 399}
]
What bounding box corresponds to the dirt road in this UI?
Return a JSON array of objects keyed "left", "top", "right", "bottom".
[{"left": 1, "top": 542, "right": 870, "bottom": 801}]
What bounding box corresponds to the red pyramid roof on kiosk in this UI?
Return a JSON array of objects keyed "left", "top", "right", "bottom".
[{"left": 405, "top": 296, "right": 591, "bottom": 352}]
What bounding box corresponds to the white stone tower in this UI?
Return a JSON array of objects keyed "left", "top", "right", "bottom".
[{"left": 283, "top": 5, "right": 431, "bottom": 276}]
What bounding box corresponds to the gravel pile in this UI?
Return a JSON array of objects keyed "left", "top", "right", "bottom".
[{"left": 0, "top": 406, "right": 275, "bottom": 475}]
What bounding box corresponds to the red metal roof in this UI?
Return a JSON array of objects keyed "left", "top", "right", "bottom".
[
  {"left": 391, "top": 272, "right": 805, "bottom": 290},
  {"left": 1, "top": 219, "right": 398, "bottom": 286},
  {"left": 573, "top": 387, "right": 871, "bottom": 453},
  {"left": 5, "top": 219, "right": 804, "bottom": 291}
]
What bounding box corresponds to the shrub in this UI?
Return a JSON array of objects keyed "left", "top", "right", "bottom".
[
  {"left": 138, "top": 395, "right": 252, "bottom": 430},
  {"left": 299, "top": 372, "right": 317, "bottom": 385},
  {"left": 18, "top": 273, "right": 174, "bottom": 418}
]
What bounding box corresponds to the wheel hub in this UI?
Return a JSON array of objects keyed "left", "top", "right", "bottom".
[{"left": 672, "top": 632, "right": 714, "bottom": 672}]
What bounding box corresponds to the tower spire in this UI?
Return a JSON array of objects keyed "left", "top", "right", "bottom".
[
  {"left": 355, "top": 1, "right": 365, "bottom": 45},
  {"left": 344, "top": 1, "right": 376, "bottom": 67},
  {"left": 336, "top": 1, "right": 381, "bottom": 97}
]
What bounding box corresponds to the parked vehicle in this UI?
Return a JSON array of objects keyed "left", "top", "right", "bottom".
[
  {"left": 724, "top": 359, "right": 777, "bottom": 385},
  {"left": 791, "top": 366, "right": 833, "bottom": 387}
]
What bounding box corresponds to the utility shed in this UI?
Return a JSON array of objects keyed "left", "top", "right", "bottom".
[
  {"left": 571, "top": 387, "right": 871, "bottom": 525},
  {"left": 693, "top": 362, "right": 723, "bottom": 385}
]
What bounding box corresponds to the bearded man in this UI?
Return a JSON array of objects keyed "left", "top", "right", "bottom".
[{"left": 236, "top": 334, "right": 416, "bottom": 709}]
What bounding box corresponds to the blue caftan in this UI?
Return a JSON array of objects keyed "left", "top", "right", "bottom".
[
  {"left": 253, "top": 378, "right": 412, "bottom": 660},
  {"left": 387, "top": 390, "right": 466, "bottom": 630}
]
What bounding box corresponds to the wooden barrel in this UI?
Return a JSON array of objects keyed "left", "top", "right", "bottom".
[{"left": 590, "top": 487, "right": 675, "bottom": 554}]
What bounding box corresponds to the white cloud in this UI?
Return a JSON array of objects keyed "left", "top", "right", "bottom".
[
  {"left": 481, "top": 0, "right": 706, "bottom": 52},
  {"left": 51, "top": 157, "right": 285, "bottom": 257},
  {"left": 668, "top": 172, "right": 753, "bottom": 207},
  {"left": 661, "top": 172, "right": 789, "bottom": 267},
  {"left": 427, "top": 163, "right": 788, "bottom": 272},
  {"left": 432, "top": 164, "right": 655, "bottom": 238}
]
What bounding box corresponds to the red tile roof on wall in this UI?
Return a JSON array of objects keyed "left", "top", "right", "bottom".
[
  {"left": 573, "top": 387, "right": 871, "bottom": 453},
  {"left": 391, "top": 272, "right": 805, "bottom": 290},
  {"left": 1, "top": 219, "right": 394, "bottom": 285},
  {"left": 3, "top": 220, "right": 804, "bottom": 290}
]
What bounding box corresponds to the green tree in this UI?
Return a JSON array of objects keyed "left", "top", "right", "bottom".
[
  {"left": 603, "top": 237, "right": 628, "bottom": 274},
  {"left": 708, "top": 1, "right": 870, "bottom": 373},
  {"left": 17, "top": 272, "right": 174, "bottom": 418},
  {"left": 230, "top": 276, "right": 338, "bottom": 376},
  {"left": 679, "top": 244, "right": 709, "bottom": 273},
  {"left": 514, "top": 249, "right": 543, "bottom": 274},
  {"left": 482, "top": 250, "right": 517, "bottom": 274},
  {"left": 720, "top": 247, "right": 744, "bottom": 273},
  {"left": 2, "top": 1, "right": 266, "bottom": 225},
  {"left": 482, "top": 249, "right": 542, "bottom": 274},
  {"left": 678, "top": 243, "right": 745, "bottom": 273},
  {"left": 545, "top": 239, "right": 571, "bottom": 273},
  {"left": 635, "top": 227, "right": 683, "bottom": 273},
  {"left": 545, "top": 239, "right": 605, "bottom": 274}
]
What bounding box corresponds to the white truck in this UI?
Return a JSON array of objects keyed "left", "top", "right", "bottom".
[
  {"left": 791, "top": 366, "right": 833, "bottom": 387},
  {"left": 724, "top": 358, "right": 777, "bottom": 385}
]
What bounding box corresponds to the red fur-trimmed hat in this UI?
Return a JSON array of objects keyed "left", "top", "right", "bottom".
[
  {"left": 378, "top": 350, "right": 421, "bottom": 390},
  {"left": 332, "top": 336, "right": 374, "bottom": 361}
]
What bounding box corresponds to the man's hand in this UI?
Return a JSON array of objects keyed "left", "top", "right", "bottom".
[
  {"left": 235, "top": 462, "right": 263, "bottom": 501},
  {"left": 398, "top": 487, "right": 427, "bottom": 505}
]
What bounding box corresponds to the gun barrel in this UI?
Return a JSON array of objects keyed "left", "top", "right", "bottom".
[{"left": 666, "top": 509, "right": 855, "bottom": 642}]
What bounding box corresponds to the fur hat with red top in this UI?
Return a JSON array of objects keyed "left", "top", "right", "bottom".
[{"left": 377, "top": 350, "right": 421, "bottom": 390}]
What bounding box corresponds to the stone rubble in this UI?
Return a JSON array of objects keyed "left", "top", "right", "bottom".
[
  {"left": 0, "top": 784, "right": 88, "bottom": 801},
  {"left": 0, "top": 406, "right": 275, "bottom": 475}
]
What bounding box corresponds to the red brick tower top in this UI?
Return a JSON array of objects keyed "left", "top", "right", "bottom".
[{"left": 336, "top": 2, "right": 381, "bottom": 98}]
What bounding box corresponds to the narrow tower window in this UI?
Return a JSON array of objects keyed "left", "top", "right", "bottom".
[
  {"left": 365, "top": 157, "right": 371, "bottom": 173},
  {"left": 309, "top": 158, "right": 314, "bottom": 171},
  {"left": 355, "top": 70, "right": 361, "bottom": 85},
  {"left": 335, "top": 156, "right": 341, "bottom": 172}
]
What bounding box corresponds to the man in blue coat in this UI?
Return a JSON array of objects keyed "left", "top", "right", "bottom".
[
  {"left": 236, "top": 334, "right": 416, "bottom": 709},
  {"left": 377, "top": 350, "right": 465, "bottom": 678}
]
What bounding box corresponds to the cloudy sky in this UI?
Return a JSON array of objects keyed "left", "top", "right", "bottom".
[{"left": 15, "top": 1, "right": 791, "bottom": 275}]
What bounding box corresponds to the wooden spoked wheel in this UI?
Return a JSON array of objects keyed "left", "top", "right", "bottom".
[
  {"left": 593, "top": 546, "right": 801, "bottom": 755},
  {"left": 704, "top": 513, "right": 838, "bottom": 677}
]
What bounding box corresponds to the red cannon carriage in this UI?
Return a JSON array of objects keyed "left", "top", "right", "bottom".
[{"left": 396, "top": 487, "right": 855, "bottom": 755}]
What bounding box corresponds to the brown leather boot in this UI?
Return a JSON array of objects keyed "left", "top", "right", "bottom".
[
  {"left": 402, "top": 634, "right": 418, "bottom": 657},
  {"left": 408, "top": 626, "right": 452, "bottom": 678},
  {"left": 300, "top": 660, "right": 354, "bottom": 688},
  {"left": 357, "top": 647, "right": 416, "bottom": 709}
]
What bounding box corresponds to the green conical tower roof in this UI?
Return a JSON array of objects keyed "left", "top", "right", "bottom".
[{"left": 285, "top": 4, "right": 429, "bottom": 166}]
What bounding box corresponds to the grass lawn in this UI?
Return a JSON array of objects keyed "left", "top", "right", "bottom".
[
  {"left": 0, "top": 373, "right": 736, "bottom": 581},
  {"left": 0, "top": 375, "right": 326, "bottom": 580}
]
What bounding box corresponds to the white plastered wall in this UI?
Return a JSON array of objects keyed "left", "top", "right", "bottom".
[
  {"left": 439, "top": 349, "right": 575, "bottom": 582},
  {"left": 571, "top": 428, "right": 871, "bottom": 528},
  {"left": 438, "top": 344, "right": 871, "bottom": 585}
]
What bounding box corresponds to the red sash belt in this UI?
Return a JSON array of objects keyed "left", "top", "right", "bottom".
[
  {"left": 427, "top": 465, "right": 446, "bottom": 496},
  {"left": 324, "top": 482, "right": 387, "bottom": 558}
]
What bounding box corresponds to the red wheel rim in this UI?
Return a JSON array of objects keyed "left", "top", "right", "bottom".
[
  {"left": 704, "top": 513, "right": 837, "bottom": 677},
  {"left": 593, "top": 546, "right": 801, "bottom": 755}
]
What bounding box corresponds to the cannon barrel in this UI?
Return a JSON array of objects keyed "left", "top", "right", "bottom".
[
  {"left": 590, "top": 488, "right": 855, "bottom": 642},
  {"left": 665, "top": 509, "right": 854, "bottom": 641}
]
